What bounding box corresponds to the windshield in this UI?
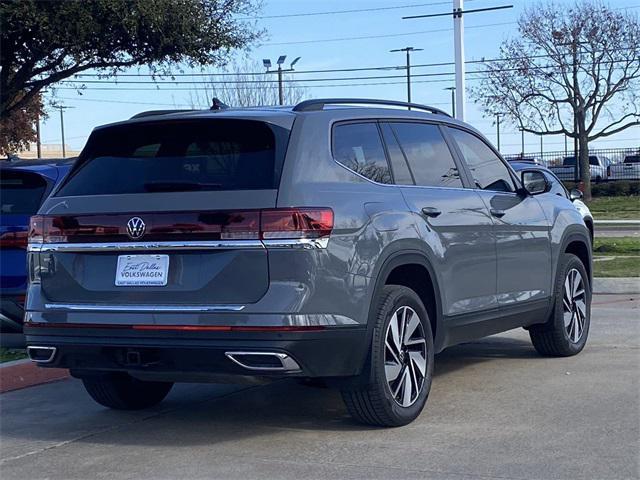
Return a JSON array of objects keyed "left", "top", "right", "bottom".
[
  {"left": 56, "top": 119, "right": 290, "bottom": 196},
  {"left": 0, "top": 170, "right": 48, "bottom": 214}
]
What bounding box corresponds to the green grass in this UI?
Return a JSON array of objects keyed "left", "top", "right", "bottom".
[
  {"left": 587, "top": 196, "right": 640, "bottom": 220},
  {"left": 593, "top": 237, "right": 640, "bottom": 255},
  {"left": 593, "top": 236, "right": 640, "bottom": 277},
  {"left": 594, "top": 257, "right": 640, "bottom": 277},
  {"left": 0, "top": 348, "right": 27, "bottom": 363}
]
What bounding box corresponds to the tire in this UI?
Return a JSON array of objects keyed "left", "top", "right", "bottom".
[
  {"left": 529, "top": 253, "right": 591, "bottom": 357},
  {"left": 341, "top": 285, "right": 434, "bottom": 427},
  {"left": 82, "top": 373, "right": 173, "bottom": 410}
]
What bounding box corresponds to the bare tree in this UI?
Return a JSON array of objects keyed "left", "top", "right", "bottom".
[
  {"left": 471, "top": 1, "right": 640, "bottom": 200},
  {"left": 188, "top": 59, "right": 308, "bottom": 108}
]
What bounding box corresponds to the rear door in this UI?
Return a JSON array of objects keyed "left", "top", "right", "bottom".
[
  {"left": 36, "top": 118, "right": 291, "bottom": 307},
  {"left": 445, "top": 126, "right": 552, "bottom": 307},
  {"left": 380, "top": 121, "right": 498, "bottom": 316}
]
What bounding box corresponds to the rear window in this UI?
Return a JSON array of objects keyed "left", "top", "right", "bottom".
[
  {"left": 624, "top": 155, "right": 640, "bottom": 164},
  {"left": 563, "top": 156, "right": 599, "bottom": 166},
  {"left": 56, "top": 119, "right": 290, "bottom": 196},
  {"left": 0, "top": 170, "right": 48, "bottom": 214}
]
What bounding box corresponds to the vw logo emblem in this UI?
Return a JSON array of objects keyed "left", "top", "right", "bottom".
[{"left": 126, "top": 217, "right": 146, "bottom": 240}]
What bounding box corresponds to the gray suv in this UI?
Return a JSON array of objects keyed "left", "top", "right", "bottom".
[{"left": 25, "top": 99, "right": 592, "bottom": 426}]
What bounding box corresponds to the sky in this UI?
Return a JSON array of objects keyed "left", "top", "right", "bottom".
[{"left": 39, "top": 0, "right": 639, "bottom": 156}]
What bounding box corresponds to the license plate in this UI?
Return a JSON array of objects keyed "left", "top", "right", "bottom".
[{"left": 115, "top": 254, "right": 169, "bottom": 286}]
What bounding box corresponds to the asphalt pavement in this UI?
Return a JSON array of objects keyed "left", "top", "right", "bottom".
[{"left": 1, "top": 294, "right": 638, "bottom": 480}]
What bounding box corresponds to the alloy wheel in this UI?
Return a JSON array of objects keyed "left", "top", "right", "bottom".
[
  {"left": 384, "top": 306, "right": 427, "bottom": 407},
  {"left": 563, "top": 268, "right": 587, "bottom": 343}
]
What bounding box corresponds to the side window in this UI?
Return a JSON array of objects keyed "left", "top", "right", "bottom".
[
  {"left": 388, "top": 122, "right": 463, "bottom": 188},
  {"left": 448, "top": 128, "right": 515, "bottom": 192},
  {"left": 379, "top": 123, "right": 414, "bottom": 185},
  {"left": 333, "top": 123, "right": 392, "bottom": 184}
]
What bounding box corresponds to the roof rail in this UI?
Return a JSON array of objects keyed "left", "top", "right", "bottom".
[
  {"left": 130, "top": 109, "right": 194, "bottom": 119},
  {"left": 292, "top": 98, "right": 451, "bottom": 116}
]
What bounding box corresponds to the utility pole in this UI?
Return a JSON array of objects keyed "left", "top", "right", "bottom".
[
  {"left": 519, "top": 127, "right": 525, "bottom": 156},
  {"left": 264, "top": 56, "right": 301, "bottom": 106},
  {"left": 539, "top": 133, "right": 543, "bottom": 161},
  {"left": 403, "top": 2, "right": 512, "bottom": 122},
  {"left": 444, "top": 87, "right": 456, "bottom": 117},
  {"left": 391, "top": 47, "right": 423, "bottom": 107},
  {"left": 496, "top": 113, "right": 501, "bottom": 151},
  {"left": 54, "top": 105, "right": 72, "bottom": 158}
]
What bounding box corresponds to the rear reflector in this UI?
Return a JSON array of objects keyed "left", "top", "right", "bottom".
[
  {"left": 0, "top": 230, "right": 28, "bottom": 249},
  {"left": 28, "top": 208, "right": 333, "bottom": 244}
]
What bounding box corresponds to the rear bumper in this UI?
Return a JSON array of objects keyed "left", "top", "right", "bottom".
[{"left": 24, "top": 324, "right": 369, "bottom": 381}]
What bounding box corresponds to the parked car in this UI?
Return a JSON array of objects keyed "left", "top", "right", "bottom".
[
  {"left": 506, "top": 156, "right": 546, "bottom": 167},
  {"left": 25, "top": 99, "right": 592, "bottom": 427},
  {"left": 510, "top": 162, "right": 593, "bottom": 241},
  {"left": 549, "top": 155, "right": 611, "bottom": 182},
  {"left": 1, "top": 158, "right": 75, "bottom": 346},
  {"left": 607, "top": 154, "right": 640, "bottom": 181}
]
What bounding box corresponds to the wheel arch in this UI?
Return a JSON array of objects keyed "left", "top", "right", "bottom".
[{"left": 560, "top": 230, "right": 593, "bottom": 286}]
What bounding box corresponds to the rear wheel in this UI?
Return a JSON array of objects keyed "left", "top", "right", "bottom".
[
  {"left": 529, "top": 253, "right": 591, "bottom": 356},
  {"left": 82, "top": 373, "right": 173, "bottom": 410},
  {"left": 342, "top": 285, "right": 434, "bottom": 427}
]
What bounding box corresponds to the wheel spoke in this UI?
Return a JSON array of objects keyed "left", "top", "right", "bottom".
[
  {"left": 385, "top": 340, "right": 401, "bottom": 364},
  {"left": 389, "top": 311, "right": 402, "bottom": 353},
  {"left": 409, "top": 351, "right": 426, "bottom": 377},
  {"left": 401, "top": 369, "right": 413, "bottom": 407},
  {"left": 393, "top": 366, "right": 406, "bottom": 398},
  {"left": 385, "top": 359, "right": 402, "bottom": 382},
  {"left": 403, "top": 311, "right": 421, "bottom": 346},
  {"left": 572, "top": 316, "right": 580, "bottom": 342}
]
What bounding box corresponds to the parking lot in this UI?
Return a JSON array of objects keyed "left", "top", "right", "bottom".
[{"left": 0, "top": 293, "right": 637, "bottom": 480}]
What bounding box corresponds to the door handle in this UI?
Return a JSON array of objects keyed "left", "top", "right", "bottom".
[
  {"left": 490, "top": 209, "right": 506, "bottom": 218},
  {"left": 421, "top": 207, "right": 442, "bottom": 218}
]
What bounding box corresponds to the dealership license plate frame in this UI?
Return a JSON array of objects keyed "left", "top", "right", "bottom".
[{"left": 115, "top": 254, "right": 170, "bottom": 287}]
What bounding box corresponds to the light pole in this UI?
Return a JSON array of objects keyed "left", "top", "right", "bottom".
[
  {"left": 495, "top": 113, "right": 501, "bottom": 151},
  {"left": 519, "top": 127, "right": 525, "bottom": 156},
  {"left": 390, "top": 47, "right": 423, "bottom": 107},
  {"left": 264, "top": 56, "right": 301, "bottom": 106},
  {"left": 444, "top": 87, "right": 456, "bottom": 117},
  {"left": 54, "top": 105, "right": 72, "bottom": 158}
]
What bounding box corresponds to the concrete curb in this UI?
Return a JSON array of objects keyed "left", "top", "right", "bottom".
[
  {"left": 0, "top": 360, "right": 69, "bottom": 393},
  {"left": 593, "top": 277, "right": 640, "bottom": 294}
]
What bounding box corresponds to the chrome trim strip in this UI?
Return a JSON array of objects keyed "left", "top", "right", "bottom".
[
  {"left": 262, "top": 237, "right": 329, "bottom": 249},
  {"left": 44, "top": 303, "right": 245, "bottom": 312},
  {"left": 27, "top": 346, "right": 57, "bottom": 364},
  {"left": 28, "top": 240, "right": 264, "bottom": 252},
  {"left": 28, "top": 237, "right": 330, "bottom": 252},
  {"left": 225, "top": 351, "right": 301, "bottom": 372}
]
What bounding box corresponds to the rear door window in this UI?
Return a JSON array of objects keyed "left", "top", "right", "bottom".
[
  {"left": 386, "top": 122, "right": 463, "bottom": 188},
  {"left": 333, "top": 122, "right": 392, "bottom": 184},
  {"left": 56, "top": 119, "right": 289, "bottom": 196},
  {"left": 0, "top": 170, "right": 48, "bottom": 214}
]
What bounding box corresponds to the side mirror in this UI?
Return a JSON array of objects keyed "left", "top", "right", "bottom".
[
  {"left": 569, "top": 189, "right": 583, "bottom": 201},
  {"left": 521, "top": 170, "right": 549, "bottom": 195}
]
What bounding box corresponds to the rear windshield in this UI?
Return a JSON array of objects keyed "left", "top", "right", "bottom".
[
  {"left": 0, "top": 170, "right": 48, "bottom": 214},
  {"left": 624, "top": 155, "right": 640, "bottom": 164},
  {"left": 56, "top": 119, "right": 290, "bottom": 196}
]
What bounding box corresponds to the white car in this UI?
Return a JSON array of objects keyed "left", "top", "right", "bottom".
[
  {"left": 608, "top": 155, "right": 640, "bottom": 181},
  {"left": 549, "top": 155, "right": 611, "bottom": 183}
]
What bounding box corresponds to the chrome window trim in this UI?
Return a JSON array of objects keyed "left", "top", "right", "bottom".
[{"left": 43, "top": 303, "right": 246, "bottom": 312}]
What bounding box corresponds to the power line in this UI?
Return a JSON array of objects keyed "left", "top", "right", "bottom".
[
  {"left": 262, "top": 21, "right": 514, "bottom": 46},
  {"left": 239, "top": 1, "right": 470, "bottom": 20}
]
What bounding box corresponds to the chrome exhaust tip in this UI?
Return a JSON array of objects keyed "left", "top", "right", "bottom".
[
  {"left": 26, "top": 346, "right": 57, "bottom": 364},
  {"left": 225, "top": 351, "right": 301, "bottom": 372}
]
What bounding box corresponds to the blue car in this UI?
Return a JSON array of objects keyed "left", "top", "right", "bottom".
[{"left": 1, "top": 158, "right": 75, "bottom": 346}]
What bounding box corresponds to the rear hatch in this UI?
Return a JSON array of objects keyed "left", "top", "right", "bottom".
[
  {"left": 34, "top": 117, "right": 292, "bottom": 306},
  {"left": 1, "top": 169, "right": 50, "bottom": 292}
]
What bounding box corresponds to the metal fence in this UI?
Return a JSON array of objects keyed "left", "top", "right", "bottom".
[{"left": 504, "top": 147, "right": 640, "bottom": 181}]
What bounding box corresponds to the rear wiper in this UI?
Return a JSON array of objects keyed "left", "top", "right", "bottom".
[{"left": 143, "top": 181, "right": 223, "bottom": 192}]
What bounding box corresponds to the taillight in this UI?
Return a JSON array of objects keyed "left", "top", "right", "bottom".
[
  {"left": 260, "top": 208, "right": 333, "bottom": 239},
  {"left": 0, "top": 230, "right": 28, "bottom": 249},
  {"left": 26, "top": 208, "right": 334, "bottom": 243}
]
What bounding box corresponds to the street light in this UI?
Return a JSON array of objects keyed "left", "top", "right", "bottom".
[
  {"left": 390, "top": 47, "right": 423, "bottom": 107},
  {"left": 444, "top": 86, "right": 456, "bottom": 117},
  {"left": 264, "top": 55, "right": 301, "bottom": 106}
]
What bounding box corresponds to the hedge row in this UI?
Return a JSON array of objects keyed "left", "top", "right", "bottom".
[{"left": 563, "top": 181, "right": 640, "bottom": 197}]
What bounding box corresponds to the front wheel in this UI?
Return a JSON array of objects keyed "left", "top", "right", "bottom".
[
  {"left": 529, "top": 253, "right": 591, "bottom": 356},
  {"left": 82, "top": 373, "right": 173, "bottom": 410},
  {"left": 342, "top": 285, "right": 434, "bottom": 427}
]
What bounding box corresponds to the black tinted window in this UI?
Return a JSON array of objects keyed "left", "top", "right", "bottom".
[
  {"left": 448, "top": 128, "right": 515, "bottom": 192},
  {"left": 379, "top": 123, "right": 414, "bottom": 185},
  {"left": 57, "top": 119, "right": 288, "bottom": 196},
  {"left": 333, "top": 123, "right": 392, "bottom": 184},
  {"left": 388, "top": 122, "right": 462, "bottom": 188},
  {"left": 0, "top": 170, "right": 47, "bottom": 214}
]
